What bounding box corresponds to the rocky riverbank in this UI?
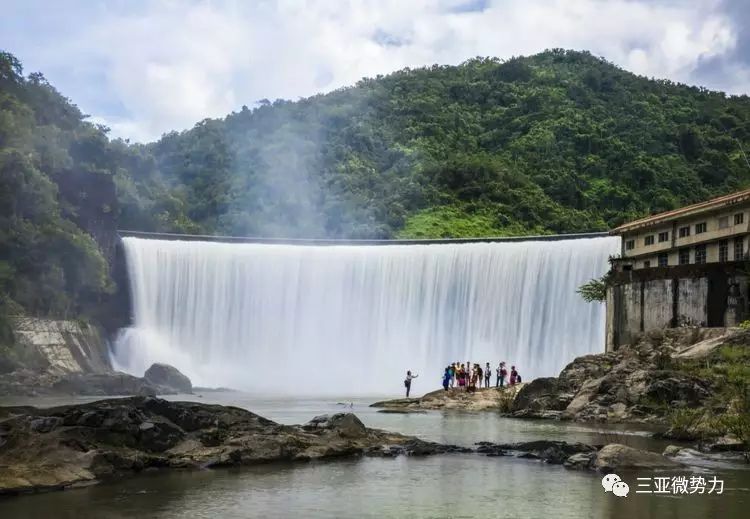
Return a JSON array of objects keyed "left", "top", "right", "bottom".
[
  {"left": 371, "top": 385, "right": 525, "bottom": 412},
  {"left": 0, "top": 396, "right": 698, "bottom": 498},
  {"left": 0, "top": 397, "right": 469, "bottom": 495},
  {"left": 510, "top": 327, "right": 749, "bottom": 457},
  {"left": 0, "top": 362, "right": 194, "bottom": 398}
]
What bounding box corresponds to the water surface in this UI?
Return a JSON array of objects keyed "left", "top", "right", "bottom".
[{"left": 1, "top": 393, "right": 747, "bottom": 518}]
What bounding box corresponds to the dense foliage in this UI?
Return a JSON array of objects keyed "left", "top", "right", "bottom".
[{"left": 2, "top": 48, "right": 750, "bottom": 319}]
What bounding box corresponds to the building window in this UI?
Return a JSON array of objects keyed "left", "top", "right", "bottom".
[
  {"left": 719, "top": 240, "right": 729, "bottom": 262},
  {"left": 695, "top": 244, "right": 707, "bottom": 264},
  {"left": 644, "top": 235, "right": 655, "bottom": 246},
  {"left": 679, "top": 248, "right": 690, "bottom": 265},
  {"left": 735, "top": 213, "right": 744, "bottom": 225},
  {"left": 658, "top": 231, "right": 669, "bottom": 242},
  {"left": 695, "top": 222, "right": 707, "bottom": 234},
  {"left": 719, "top": 216, "right": 729, "bottom": 229},
  {"left": 679, "top": 226, "right": 690, "bottom": 238},
  {"left": 734, "top": 237, "right": 744, "bottom": 260},
  {"left": 658, "top": 253, "right": 668, "bottom": 267},
  {"left": 643, "top": 260, "right": 651, "bottom": 268},
  {"left": 625, "top": 239, "right": 635, "bottom": 250}
]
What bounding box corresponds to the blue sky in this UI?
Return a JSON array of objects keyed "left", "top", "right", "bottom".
[{"left": 3, "top": 0, "right": 749, "bottom": 142}]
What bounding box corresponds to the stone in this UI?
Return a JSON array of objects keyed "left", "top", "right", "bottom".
[
  {"left": 511, "top": 377, "right": 567, "bottom": 412},
  {"left": 594, "top": 443, "right": 681, "bottom": 473},
  {"left": 0, "top": 397, "right": 454, "bottom": 496},
  {"left": 370, "top": 385, "right": 525, "bottom": 412},
  {"left": 144, "top": 364, "right": 193, "bottom": 394},
  {"left": 662, "top": 445, "right": 684, "bottom": 457},
  {"left": 302, "top": 413, "right": 367, "bottom": 439},
  {"left": 564, "top": 452, "right": 595, "bottom": 470}
]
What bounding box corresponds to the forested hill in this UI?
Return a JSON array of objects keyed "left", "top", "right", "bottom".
[
  {"left": 141, "top": 49, "right": 750, "bottom": 239},
  {"left": 2, "top": 48, "right": 750, "bottom": 320}
]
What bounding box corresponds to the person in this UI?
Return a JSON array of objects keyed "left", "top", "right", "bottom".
[
  {"left": 405, "top": 370, "right": 418, "bottom": 397},
  {"left": 469, "top": 364, "right": 478, "bottom": 393},
  {"left": 442, "top": 367, "right": 451, "bottom": 391},
  {"left": 449, "top": 363, "right": 456, "bottom": 388},
  {"left": 458, "top": 364, "right": 466, "bottom": 389},
  {"left": 476, "top": 364, "right": 483, "bottom": 389},
  {"left": 509, "top": 366, "right": 518, "bottom": 385},
  {"left": 497, "top": 362, "right": 507, "bottom": 387},
  {"left": 484, "top": 362, "right": 491, "bottom": 388}
]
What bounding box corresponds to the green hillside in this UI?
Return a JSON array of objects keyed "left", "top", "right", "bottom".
[{"left": 2, "top": 48, "right": 750, "bottom": 320}]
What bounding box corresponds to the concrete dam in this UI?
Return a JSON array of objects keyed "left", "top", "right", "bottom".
[{"left": 112, "top": 234, "right": 620, "bottom": 395}]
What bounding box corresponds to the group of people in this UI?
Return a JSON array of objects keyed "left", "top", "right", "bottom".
[
  {"left": 441, "top": 362, "right": 520, "bottom": 392},
  {"left": 404, "top": 362, "right": 521, "bottom": 397}
]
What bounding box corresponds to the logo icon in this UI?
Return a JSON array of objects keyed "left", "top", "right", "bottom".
[
  {"left": 612, "top": 481, "right": 630, "bottom": 497},
  {"left": 602, "top": 474, "right": 628, "bottom": 497}
]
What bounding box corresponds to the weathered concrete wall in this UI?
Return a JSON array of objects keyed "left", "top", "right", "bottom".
[
  {"left": 1, "top": 317, "right": 111, "bottom": 374},
  {"left": 676, "top": 278, "right": 707, "bottom": 327},
  {"left": 643, "top": 279, "right": 673, "bottom": 330},
  {"left": 606, "top": 263, "right": 750, "bottom": 350}
]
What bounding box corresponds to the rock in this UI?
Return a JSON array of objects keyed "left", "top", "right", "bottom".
[
  {"left": 144, "top": 364, "right": 193, "bottom": 394},
  {"left": 478, "top": 440, "right": 595, "bottom": 464},
  {"left": 564, "top": 452, "right": 596, "bottom": 470},
  {"left": 0, "top": 397, "right": 455, "bottom": 495},
  {"left": 29, "top": 416, "right": 62, "bottom": 433},
  {"left": 594, "top": 443, "right": 681, "bottom": 472},
  {"left": 662, "top": 445, "right": 685, "bottom": 457},
  {"left": 511, "top": 378, "right": 568, "bottom": 412},
  {"left": 371, "top": 386, "right": 525, "bottom": 412},
  {"left": 302, "top": 413, "right": 367, "bottom": 439},
  {"left": 700, "top": 434, "right": 747, "bottom": 452}
]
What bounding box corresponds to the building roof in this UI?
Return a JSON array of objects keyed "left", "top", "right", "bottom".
[{"left": 611, "top": 188, "right": 750, "bottom": 235}]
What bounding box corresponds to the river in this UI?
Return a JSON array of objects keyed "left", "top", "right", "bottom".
[{"left": 0, "top": 392, "right": 748, "bottom": 518}]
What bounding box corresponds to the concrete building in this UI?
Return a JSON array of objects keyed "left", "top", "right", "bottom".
[
  {"left": 610, "top": 188, "right": 750, "bottom": 270},
  {"left": 606, "top": 188, "right": 750, "bottom": 350}
]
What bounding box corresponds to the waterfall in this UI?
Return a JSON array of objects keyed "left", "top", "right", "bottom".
[{"left": 113, "top": 236, "right": 620, "bottom": 395}]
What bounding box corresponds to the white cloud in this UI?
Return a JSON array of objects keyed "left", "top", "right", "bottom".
[{"left": 36, "top": 0, "right": 744, "bottom": 141}]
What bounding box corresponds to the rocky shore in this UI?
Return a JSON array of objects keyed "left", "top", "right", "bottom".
[
  {"left": 0, "top": 363, "right": 193, "bottom": 398},
  {"left": 371, "top": 385, "right": 525, "bottom": 412},
  {"left": 510, "top": 327, "right": 749, "bottom": 451},
  {"left": 0, "top": 396, "right": 697, "bottom": 497},
  {"left": 0, "top": 397, "right": 468, "bottom": 496}
]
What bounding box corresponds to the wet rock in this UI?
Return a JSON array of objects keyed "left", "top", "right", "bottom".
[
  {"left": 302, "top": 413, "right": 367, "bottom": 439},
  {"left": 0, "top": 398, "right": 457, "bottom": 496},
  {"left": 564, "top": 452, "right": 596, "bottom": 470},
  {"left": 699, "top": 434, "right": 747, "bottom": 453},
  {"left": 377, "top": 409, "right": 427, "bottom": 414},
  {"left": 594, "top": 443, "right": 680, "bottom": 473},
  {"left": 144, "top": 364, "right": 193, "bottom": 394},
  {"left": 662, "top": 445, "right": 685, "bottom": 457},
  {"left": 29, "top": 416, "right": 62, "bottom": 433},
  {"left": 477, "top": 440, "right": 595, "bottom": 464}
]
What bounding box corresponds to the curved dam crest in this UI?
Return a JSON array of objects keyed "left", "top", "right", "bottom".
[{"left": 113, "top": 236, "right": 620, "bottom": 395}]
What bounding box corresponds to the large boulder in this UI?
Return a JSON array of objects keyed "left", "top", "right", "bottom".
[
  {"left": 302, "top": 413, "right": 367, "bottom": 438},
  {"left": 594, "top": 443, "right": 680, "bottom": 473},
  {"left": 511, "top": 377, "right": 570, "bottom": 413},
  {"left": 144, "top": 364, "right": 192, "bottom": 394}
]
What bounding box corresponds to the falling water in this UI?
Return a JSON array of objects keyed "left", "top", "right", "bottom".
[{"left": 113, "top": 236, "right": 620, "bottom": 395}]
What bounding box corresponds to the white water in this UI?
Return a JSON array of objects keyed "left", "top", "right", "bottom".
[{"left": 113, "top": 236, "right": 619, "bottom": 395}]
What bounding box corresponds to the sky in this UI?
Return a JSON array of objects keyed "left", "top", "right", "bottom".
[{"left": 2, "top": 0, "right": 749, "bottom": 142}]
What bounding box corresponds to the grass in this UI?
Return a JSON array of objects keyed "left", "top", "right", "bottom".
[{"left": 672, "top": 343, "right": 750, "bottom": 453}]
